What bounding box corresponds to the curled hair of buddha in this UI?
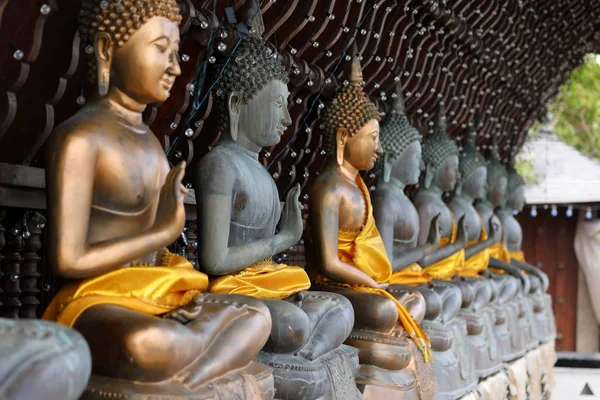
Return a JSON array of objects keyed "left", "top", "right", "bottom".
[
  {"left": 421, "top": 103, "right": 458, "bottom": 171},
  {"left": 79, "top": 0, "right": 182, "bottom": 83},
  {"left": 486, "top": 137, "right": 507, "bottom": 186},
  {"left": 320, "top": 48, "right": 380, "bottom": 156},
  {"left": 210, "top": 36, "right": 289, "bottom": 133},
  {"left": 505, "top": 153, "right": 525, "bottom": 195},
  {"left": 377, "top": 82, "right": 421, "bottom": 173},
  {"left": 458, "top": 123, "right": 486, "bottom": 180}
]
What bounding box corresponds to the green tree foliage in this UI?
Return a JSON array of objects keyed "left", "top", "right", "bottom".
[{"left": 551, "top": 54, "right": 600, "bottom": 160}]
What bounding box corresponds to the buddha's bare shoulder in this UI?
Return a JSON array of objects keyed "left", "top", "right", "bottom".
[{"left": 309, "top": 168, "right": 353, "bottom": 199}]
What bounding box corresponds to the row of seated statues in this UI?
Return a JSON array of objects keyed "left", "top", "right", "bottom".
[{"left": 0, "top": 0, "right": 556, "bottom": 399}]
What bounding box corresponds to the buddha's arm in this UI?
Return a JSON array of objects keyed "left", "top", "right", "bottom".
[
  {"left": 194, "top": 159, "right": 293, "bottom": 276},
  {"left": 309, "top": 184, "right": 383, "bottom": 288},
  {"left": 416, "top": 205, "right": 465, "bottom": 267},
  {"left": 511, "top": 259, "right": 549, "bottom": 292},
  {"left": 373, "top": 192, "right": 426, "bottom": 272},
  {"left": 47, "top": 132, "right": 184, "bottom": 279},
  {"left": 464, "top": 238, "right": 495, "bottom": 259}
]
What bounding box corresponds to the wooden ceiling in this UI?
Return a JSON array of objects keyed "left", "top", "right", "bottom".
[{"left": 0, "top": 0, "right": 597, "bottom": 199}]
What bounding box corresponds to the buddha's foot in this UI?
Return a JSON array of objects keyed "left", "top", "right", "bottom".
[
  {"left": 345, "top": 329, "right": 412, "bottom": 371},
  {"left": 358, "top": 339, "right": 437, "bottom": 400},
  {"left": 0, "top": 319, "right": 91, "bottom": 400},
  {"left": 81, "top": 361, "right": 274, "bottom": 400},
  {"left": 255, "top": 345, "right": 360, "bottom": 400},
  {"left": 422, "top": 319, "right": 478, "bottom": 400}
]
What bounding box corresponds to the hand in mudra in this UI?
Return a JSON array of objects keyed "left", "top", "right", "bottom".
[
  {"left": 163, "top": 293, "right": 205, "bottom": 324},
  {"left": 488, "top": 216, "right": 502, "bottom": 242},
  {"left": 426, "top": 213, "right": 442, "bottom": 247},
  {"left": 456, "top": 215, "right": 468, "bottom": 246},
  {"left": 154, "top": 161, "right": 188, "bottom": 238},
  {"left": 278, "top": 184, "right": 304, "bottom": 247}
]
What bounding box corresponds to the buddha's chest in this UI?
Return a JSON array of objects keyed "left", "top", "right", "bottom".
[
  {"left": 501, "top": 214, "right": 522, "bottom": 250},
  {"left": 338, "top": 186, "right": 368, "bottom": 230},
  {"left": 393, "top": 195, "right": 420, "bottom": 243},
  {"left": 230, "top": 160, "right": 280, "bottom": 230},
  {"left": 463, "top": 207, "right": 483, "bottom": 241},
  {"left": 93, "top": 132, "right": 162, "bottom": 214}
]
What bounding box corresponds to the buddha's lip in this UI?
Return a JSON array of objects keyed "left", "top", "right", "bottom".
[{"left": 161, "top": 78, "right": 175, "bottom": 88}]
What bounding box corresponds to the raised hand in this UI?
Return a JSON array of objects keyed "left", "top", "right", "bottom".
[
  {"left": 456, "top": 215, "right": 468, "bottom": 246},
  {"left": 426, "top": 213, "right": 442, "bottom": 247},
  {"left": 278, "top": 184, "right": 304, "bottom": 248},
  {"left": 488, "top": 216, "right": 502, "bottom": 242},
  {"left": 153, "top": 161, "right": 188, "bottom": 239}
]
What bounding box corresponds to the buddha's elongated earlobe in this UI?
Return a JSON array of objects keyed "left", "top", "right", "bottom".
[
  {"left": 336, "top": 128, "right": 347, "bottom": 167},
  {"left": 94, "top": 33, "right": 113, "bottom": 96}
]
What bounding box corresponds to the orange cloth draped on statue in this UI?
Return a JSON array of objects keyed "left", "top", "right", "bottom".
[
  {"left": 43, "top": 250, "right": 209, "bottom": 327},
  {"left": 509, "top": 250, "right": 526, "bottom": 263},
  {"left": 460, "top": 224, "right": 490, "bottom": 278},
  {"left": 208, "top": 259, "right": 311, "bottom": 299},
  {"left": 309, "top": 175, "right": 432, "bottom": 362},
  {"left": 389, "top": 263, "right": 432, "bottom": 286},
  {"left": 488, "top": 242, "right": 513, "bottom": 274},
  {"left": 422, "top": 221, "right": 465, "bottom": 280}
]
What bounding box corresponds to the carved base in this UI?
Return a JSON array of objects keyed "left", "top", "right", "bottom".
[
  {"left": 477, "top": 370, "right": 510, "bottom": 400},
  {"left": 496, "top": 301, "right": 527, "bottom": 362},
  {"left": 521, "top": 298, "right": 541, "bottom": 351},
  {"left": 81, "top": 361, "right": 274, "bottom": 400},
  {"left": 358, "top": 340, "right": 436, "bottom": 400},
  {"left": 256, "top": 345, "right": 360, "bottom": 400},
  {"left": 534, "top": 294, "right": 557, "bottom": 343},
  {"left": 422, "top": 319, "right": 477, "bottom": 400}
]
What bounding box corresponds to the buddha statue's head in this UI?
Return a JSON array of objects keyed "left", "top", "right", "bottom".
[
  {"left": 211, "top": 28, "right": 290, "bottom": 149},
  {"left": 505, "top": 158, "right": 526, "bottom": 212},
  {"left": 485, "top": 140, "right": 508, "bottom": 207},
  {"left": 79, "top": 0, "right": 182, "bottom": 103},
  {"left": 420, "top": 103, "right": 459, "bottom": 191},
  {"left": 321, "top": 50, "right": 381, "bottom": 171},
  {"left": 456, "top": 123, "right": 487, "bottom": 199},
  {"left": 378, "top": 82, "right": 422, "bottom": 185}
]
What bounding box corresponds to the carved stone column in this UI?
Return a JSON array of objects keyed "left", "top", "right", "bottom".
[
  {"left": 20, "top": 212, "right": 45, "bottom": 318},
  {"left": 2, "top": 218, "right": 23, "bottom": 318}
]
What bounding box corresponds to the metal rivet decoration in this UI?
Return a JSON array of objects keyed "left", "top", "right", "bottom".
[
  {"left": 13, "top": 49, "right": 24, "bottom": 60},
  {"left": 175, "top": 151, "right": 182, "bottom": 158},
  {"left": 85, "top": 45, "right": 94, "bottom": 54},
  {"left": 185, "top": 128, "right": 194, "bottom": 138},
  {"left": 200, "top": 21, "right": 209, "bottom": 29},
  {"left": 76, "top": 96, "right": 86, "bottom": 106},
  {"left": 218, "top": 42, "right": 227, "bottom": 52},
  {"left": 100, "top": 0, "right": 109, "bottom": 9},
  {"left": 208, "top": 56, "right": 216, "bottom": 63},
  {"left": 40, "top": 4, "right": 51, "bottom": 15},
  {"left": 170, "top": 122, "right": 178, "bottom": 129}
]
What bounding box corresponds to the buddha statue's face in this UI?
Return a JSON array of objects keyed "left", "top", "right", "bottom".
[
  {"left": 461, "top": 166, "right": 487, "bottom": 199},
  {"left": 342, "top": 119, "right": 382, "bottom": 171},
  {"left": 109, "top": 16, "right": 181, "bottom": 104},
  {"left": 487, "top": 176, "right": 507, "bottom": 206},
  {"left": 432, "top": 154, "right": 459, "bottom": 192},
  {"left": 391, "top": 141, "right": 422, "bottom": 185},
  {"left": 235, "top": 80, "right": 291, "bottom": 148},
  {"left": 507, "top": 186, "right": 525, "bottom": 212}
]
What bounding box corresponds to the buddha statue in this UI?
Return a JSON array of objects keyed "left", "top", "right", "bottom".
[
  {"left": 0, "top": 318, "right": 91, "bottom": 400},
  {"left": 305, "top": 52, "right": 435, "bottom": 399},
  {"left": 475, "top": 144, "right": 537, "bottom": 360},
  {"left": 193, "top": 8, "right": 356, "bottom": 400},
  {"left": 497, "top": 161, "right": 556, "bottom": 343},
  {"left": 42, "top": 1, "right": 274, "bottom": 397},
  {"left": 447, "top": 125, "right": 509, "bottom": 378}
]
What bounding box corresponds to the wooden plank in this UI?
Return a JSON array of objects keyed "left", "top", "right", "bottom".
[
  {"left": 0, "top": 162, "right": 45, "bottom": 188},
  {"left": 0, "top": 185, "right": 45, "bottom": 209}
]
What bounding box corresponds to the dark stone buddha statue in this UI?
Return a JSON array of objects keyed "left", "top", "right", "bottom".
[
  {"left": 42, "top": 1, "right": 274, "bottom": 398},
  {"left": 193, "top": 9, "right": 356, "bottom": 399},
  {"left": 305, "top": 53, "right": 437, "bottom": 399},
  {"left": 497, "top": 161, "right": 557, "bottom": 343},
  {"left": 475, "top": 145, "right": 537, "bottom": 360},
  {"left": 0, "top": 319, "right": 91, "bottom": 400},
  {"left": 447, "top": 125, "right": 509, "bottom": 378}
]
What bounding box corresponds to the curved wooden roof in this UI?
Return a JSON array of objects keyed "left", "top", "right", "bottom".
[{"left": 0, "top": 0, "right": 597, "bottom": 200}]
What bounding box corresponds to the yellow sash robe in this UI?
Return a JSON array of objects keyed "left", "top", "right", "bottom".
[
  {"left": 422, "top": 222, "right": 465, "bottom": 280},
  {"left": 310, "top": 176, "right": 432, "bottom": 362},
  {"left": 460, "top": 224, "right": 490, "bottom": 278},
  {"left": 43, "top": 250, "right": 209, "bottom": 327}
]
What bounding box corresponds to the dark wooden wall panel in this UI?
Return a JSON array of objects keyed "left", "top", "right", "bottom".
[{"left": 518, "top": 209, "right": 579, "bottom": 351}]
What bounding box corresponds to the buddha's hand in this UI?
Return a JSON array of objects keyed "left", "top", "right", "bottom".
[
  {"left": 154, "top": 161, "right": 189, "bottom": 239},
  {"left": 456, "top": 215, "right": 468, "bottom": 246},
  {"left": 278, "top": 184, "right": 303, "bottom": 248},
  {"left": 426, "top": 213, "right": 442, "bottom": 251},
  {"left": 488, "top": 216, "right": 501, "bottom": 242},
  {"left": 163, "top": 292, "right": 205, "bottom": 324}
]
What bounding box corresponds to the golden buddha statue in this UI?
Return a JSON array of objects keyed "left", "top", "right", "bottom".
[
  {"left": 193, "top": 6, "right": 357, "bottom": 399},
  {"left": 306, "top": 51, "right": 435, "bottom": 399},
  {"left": 42, "top": 1, "right": 273, "bottom": 397}
]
